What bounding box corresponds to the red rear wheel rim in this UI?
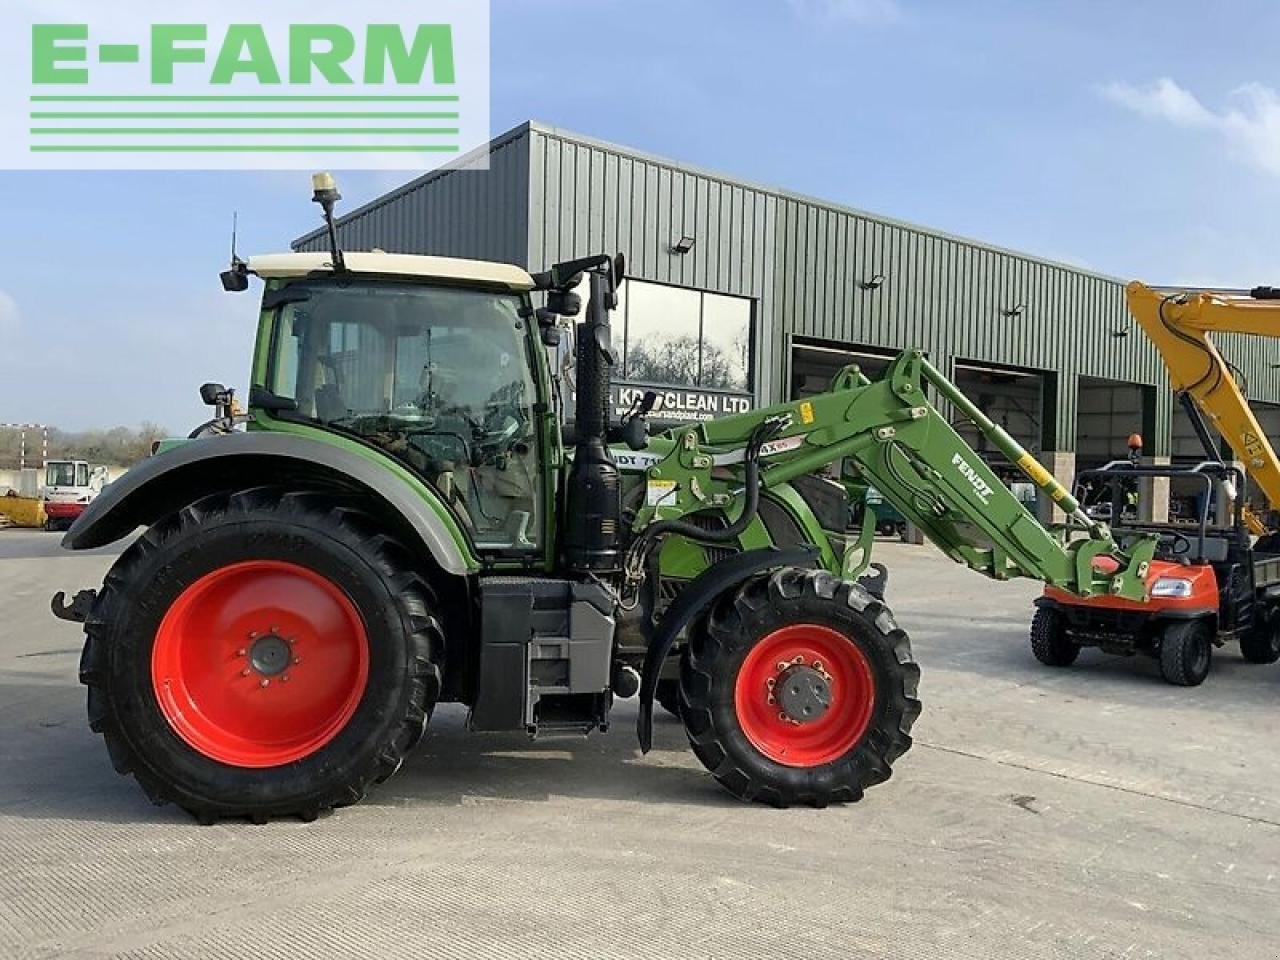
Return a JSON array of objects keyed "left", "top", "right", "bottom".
[
  {"left": 734, "top": 623, "right": 876, "bottom": 767},
  {"left": 151, "top": 560, "right": 369, "bottom": 768}
]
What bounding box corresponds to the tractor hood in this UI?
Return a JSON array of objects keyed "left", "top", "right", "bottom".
[{"left": 245, "top": 252, "right": 536, "bottom": 292}]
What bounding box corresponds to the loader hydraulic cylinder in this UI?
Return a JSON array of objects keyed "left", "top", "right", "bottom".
[{"left": 919, "top": 359, "right": 1102, "bottom": 536}]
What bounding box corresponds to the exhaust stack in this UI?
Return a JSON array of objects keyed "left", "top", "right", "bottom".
[{"left": 562, "top": 265, "right": 623, "bottom": 574}]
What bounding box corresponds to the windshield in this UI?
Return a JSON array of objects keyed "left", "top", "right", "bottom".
[
  {"left": 46, "top": 462, "right": 76, "bottom": 487},
  {"left": 268, "top": 281, "right": 541, "bottom": 552}
]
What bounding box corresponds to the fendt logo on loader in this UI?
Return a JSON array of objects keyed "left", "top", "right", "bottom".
[{"left": 952, "top": 452, "right": 995, "bottom": 505}]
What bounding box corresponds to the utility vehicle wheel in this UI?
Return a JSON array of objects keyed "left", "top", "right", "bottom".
[
  {"left": 1238, "top": 616, "right": 1280, "bottom": 665},
  {"left": 679, "top": 567, "right": 920, "bottom": 807},
  {"left": 1158, "top": 619, "right": 1212, "bottom": 686},
  {"left": 655, "top": 678, "right": 682, "bottom": 718},
  {"left": 78, "top": 488, "right": 445, "bottom": 823},
  {"left": 1030, "top": 607, "right": 1079, "bottom": 667}
]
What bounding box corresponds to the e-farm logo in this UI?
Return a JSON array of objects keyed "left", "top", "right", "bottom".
[{"left": 2, "top": 1, "right": 490, "bottom": 170}]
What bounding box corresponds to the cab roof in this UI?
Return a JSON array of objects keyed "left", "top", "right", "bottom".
[{"left": 246, "top": 251, "right": 535, "bottom": 292}]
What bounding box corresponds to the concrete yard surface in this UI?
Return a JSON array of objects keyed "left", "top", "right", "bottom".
[{"left": 1, "top": 529, "right": 1278, "bottom": 959}]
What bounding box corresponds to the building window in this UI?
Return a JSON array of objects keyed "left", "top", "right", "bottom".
[{"left": 618, "top": 280, "right": 753, "bottom": 392}]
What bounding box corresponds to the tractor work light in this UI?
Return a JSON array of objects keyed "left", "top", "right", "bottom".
[
  {"left": 860, "top": 273, "right": 886, "bottom": 290},
  {"left": 672, "top": 235, "right": 696, "bottom": 255},
  {"left": 311, "top": 172, "right": 341, "bottom": 205},
  {"left": 1150, "top": 577, "right": 1194, "bottom": 598}
]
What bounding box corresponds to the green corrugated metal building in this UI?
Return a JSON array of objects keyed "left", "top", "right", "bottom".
[{"left": 295, "top": 120, "right": 1280, "bottom": 497}]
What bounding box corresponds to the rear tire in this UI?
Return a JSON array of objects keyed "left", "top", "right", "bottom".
[
  {"left": 679, "top": 567, "right": 920, "bottom": 807},
  {"left": 1239, "top": 615, "right": 1280, "bottom": 664},
  {"left": 78, "top": 488, "right": 446, "bottom": 822},
  {"left": 1030, "top": 607, "right": 1079, "bottom": 667},
  {"left": 1158, "top": 619, "right": 1212, "bottom": 686}
]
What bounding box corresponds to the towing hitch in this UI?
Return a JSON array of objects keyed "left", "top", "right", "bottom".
[{"left": 51, "top": 589, "right": 97, "bottom": 623}]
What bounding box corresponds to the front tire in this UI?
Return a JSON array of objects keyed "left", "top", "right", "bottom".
[
  {"left": 1030, "top": 606, "right": 1079, "bottom": 667},
  {"left": 78, "top": 488, "right": 446, "bottom": 822},
  {"left": 680, "top": 567, "right": 920, "bottom": 807},
  {"left": 1158, "top": 619, "right": 1212, "bottom": 686}
]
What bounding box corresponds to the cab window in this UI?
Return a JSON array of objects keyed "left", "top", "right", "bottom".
[{"left": 268, "top": 281, "right": 541, "bottom": 553}]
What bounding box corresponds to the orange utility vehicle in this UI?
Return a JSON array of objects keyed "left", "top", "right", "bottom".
[{"left": 1031, "top": 283, "right": 1280, "bottom": 685}]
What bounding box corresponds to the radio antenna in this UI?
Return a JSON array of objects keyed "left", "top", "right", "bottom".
[
  {"left": 219, "top": 210, "right": 250, "bottom": 292},
  {"left": 229, "top": 211, "right": 242, "bottom": 266}
]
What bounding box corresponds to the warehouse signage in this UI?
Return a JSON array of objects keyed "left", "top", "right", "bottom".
[
  {"left": 612, "top": 383, "right": 754, "bottom": 424},
  {"left": 2, "top": 0, "right": 490, "bottom": 170}
]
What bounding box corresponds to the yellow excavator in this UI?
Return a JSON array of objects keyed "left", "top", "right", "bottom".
[{"left": 1126, "top": 281, "right": 1280, "bottom": 547}]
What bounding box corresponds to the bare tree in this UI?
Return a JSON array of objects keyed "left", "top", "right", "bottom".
[
  {"left": 0, "top": 423, "right": 170, "bottom": 470},
  {"left": 626, "top": 336, "right": 738, "bottom": 389}
]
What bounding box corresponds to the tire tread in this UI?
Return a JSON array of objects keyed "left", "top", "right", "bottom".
[
  {"left": 680, "top": 566, "right": 920, "bottom": 808},
  {"left": 78, "top": 487, "right": 446, "bottom": 823}
]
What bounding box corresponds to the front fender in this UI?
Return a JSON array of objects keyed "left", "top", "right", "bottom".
[
  {"left": 63, "top": 431, "right": 476, "bottom": 575},
  {"left": 637, "top": 545, "right": 818, "bottom": 752}
]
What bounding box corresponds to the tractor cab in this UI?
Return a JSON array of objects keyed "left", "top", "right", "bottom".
[
  {"left": 258, "top": 269, "right": 548, "bottom": 555},
  {"left": 1033, "top": 460, "right": 1280, "bottom": 684}
]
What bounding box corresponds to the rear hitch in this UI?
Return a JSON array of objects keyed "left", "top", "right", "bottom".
[{"left": 51, "top": 589, "right": 97, "bottom": 623}]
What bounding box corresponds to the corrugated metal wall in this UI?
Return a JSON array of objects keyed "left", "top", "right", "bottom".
[
  {"left": 525, "top": 125, "right": 783, "bottom": 402},
  {"left": 295, "top": 126, "right": 531, "bottom": 267},
  {"left": 767, "top": 194, "right": 1177, "bottom": 449},
  {"left": 294, "top": 121, "right": 1280, "bottom": 456}
]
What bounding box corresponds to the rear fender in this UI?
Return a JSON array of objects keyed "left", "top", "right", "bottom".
[{"left": 62, "top": 431, "right": 476, "bottom": 575}]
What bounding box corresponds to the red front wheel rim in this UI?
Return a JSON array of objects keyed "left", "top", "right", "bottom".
[
  {"left": 734, "top": 623, "right": 876, "bottom": 767},
  {"left": 151, "top": 560, "right": 369, "bottom": 768}
]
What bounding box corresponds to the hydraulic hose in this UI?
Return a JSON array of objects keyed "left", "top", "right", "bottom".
[{"left": 623, "top": 419, "right": 783, "bottom": 576}]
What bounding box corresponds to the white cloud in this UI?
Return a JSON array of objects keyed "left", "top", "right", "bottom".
[
  {"left": 1101, "top": 77, "right": 1280, "bottom": 178},
  {"left": 0, "top": 290, "right": 19, "bottom": 334},
  {"left": 787, "top": 0, "right": 902, "bottom": 23}
]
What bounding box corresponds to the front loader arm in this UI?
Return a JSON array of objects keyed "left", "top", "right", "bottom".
[
  {"left": 633, "top": 350, "right": 1154, "bottom": 600},
  {"left": 1127, "top": 281, "right": 1280, "bottom": 513}
]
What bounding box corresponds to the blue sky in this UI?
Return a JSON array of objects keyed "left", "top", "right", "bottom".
[{"left": 2, "top": 0, "right": 1278, "bottom": 430}]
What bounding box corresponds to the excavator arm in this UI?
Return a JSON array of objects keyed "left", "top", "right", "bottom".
[{"left": 1126, "top": 281, "right": 1280, "bottom": 516}]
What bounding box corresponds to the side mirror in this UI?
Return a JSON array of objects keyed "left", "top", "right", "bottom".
[
  {"left": 535, "top": 307, "right": 563, "bottom": 347},
  {"left": 200, "top": 382, "right": 229, "bottom": 406},
  {"left": 612, "top": 252, "right": 626, "bottom": 289},
  {"left": 547, "top": 289, "right": 581, "bottom": 317}
]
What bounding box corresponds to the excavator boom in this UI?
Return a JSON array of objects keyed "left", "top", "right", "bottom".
[{"left": 1126, "top": 281, "right": 1280, "bottom": 514}]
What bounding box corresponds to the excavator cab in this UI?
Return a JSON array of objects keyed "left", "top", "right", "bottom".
[{"left": 1032, "top": 460, "right": 1280, "bottom": 686}]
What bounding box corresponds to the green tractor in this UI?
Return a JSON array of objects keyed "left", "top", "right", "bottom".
[{"left": 53, "top": 176, "right": 1156, "bottom": 822}]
